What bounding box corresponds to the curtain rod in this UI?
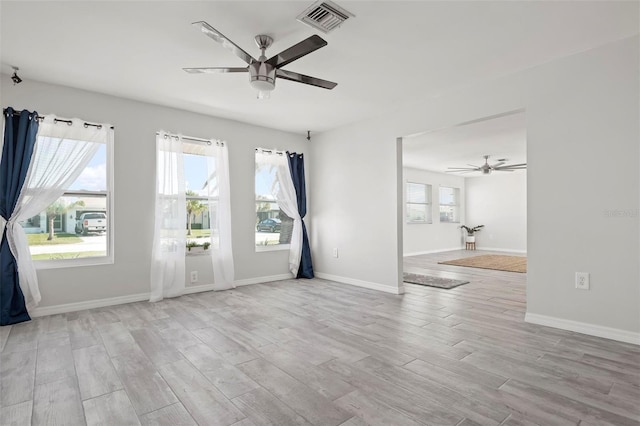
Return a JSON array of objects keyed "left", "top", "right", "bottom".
[
  {"left": 255, "top": 147, "right": 285, "bottom": 155},
  {"left": 3, "top": 109, "right": 114, "bottom": 130},
  {"left": 157, "top": 132, "right": 224, "bottom": 146}
]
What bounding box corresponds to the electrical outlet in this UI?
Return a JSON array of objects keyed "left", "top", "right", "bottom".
[
  {"left": 332, "top": 248, "right": 339, "bottom": 258},
  {"left": 575, "top": 272, "right": 589, "bottom": 290},
  {"left": 190, "top": 271, "right": 198, "bottom": 283}
]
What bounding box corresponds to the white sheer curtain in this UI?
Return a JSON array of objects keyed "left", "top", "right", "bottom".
[
  {"left": 7, "top": 116, "right": 109, "bottom": 309},
  {"left": 204, "top": 141, "right": 235, "bottom": 290},
  {"left": 255, "top": 150, "right": 302, "bottom": 276},
  {"left": 150, "top": 132, "right": 186, "bottom": 302}
]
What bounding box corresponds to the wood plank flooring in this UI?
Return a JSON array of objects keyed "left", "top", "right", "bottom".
[{"left": 1, "top": 249, "right": 639, "bottom": 425}]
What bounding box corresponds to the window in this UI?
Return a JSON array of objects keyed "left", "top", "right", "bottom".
[
  {"left": 255, "top": 149, "right": 292, "bottom": 250},
  {"left": 183, "top": 143, "right": 218, "bottom": 253},
  {"left": 439, "top": 186, "right": 460, "bottom": 223},
  {"left": 20, "top": 134, "right": 112, "bottom": 264},
  {"left": 406, "top": 182, "right": 432, "bottom": 223}
]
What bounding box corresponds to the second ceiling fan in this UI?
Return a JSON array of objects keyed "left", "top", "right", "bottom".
[
  {"left": 184, "top": 21, "right": 337, "bottom": 98},
  {"left": 447, "top": 155, "right": 526, "bottom": 175}
]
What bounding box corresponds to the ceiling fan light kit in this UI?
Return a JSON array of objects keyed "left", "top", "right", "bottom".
[{"left": 184, "top": 21, "right": 338, "bottom": 98}]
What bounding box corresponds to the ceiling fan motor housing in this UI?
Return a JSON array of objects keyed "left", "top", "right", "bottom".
[{"left": 249, "top": 60, "right": 276, "bottom": 91}]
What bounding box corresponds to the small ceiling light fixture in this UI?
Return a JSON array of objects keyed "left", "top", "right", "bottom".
[{"left": 11, "top": 67, "right": 22, "bottom": 85}]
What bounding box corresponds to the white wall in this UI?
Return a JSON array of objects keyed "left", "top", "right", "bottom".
[
  {"left": 311, "top": 36, "right": 639, "bottom": 341},
  {"left": 1, "top": 76, "right": 308, "bottom": 309},
  {"left": 403, "top": 167, "right": 466, "bottom": 255},
  {"left": 465, "top": 172, "right": 527, "bottom": 253}
]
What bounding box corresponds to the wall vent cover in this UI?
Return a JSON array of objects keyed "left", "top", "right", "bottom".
[{"left": 297, "top": 1, "right": 354, "bottom": 33}]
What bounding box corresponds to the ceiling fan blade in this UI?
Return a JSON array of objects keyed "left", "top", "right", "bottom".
[
  {"left": 467, "top": 164, "right": 481, "bottom": 168},
  {"left": 491, "top": 161, "right": 506, "bottom": 168},
  {"left": 192, "top": 21, "right": 256, "bottom": 65},
  {"left": 183, "top": 67, "right": 248, "bottom": 74},
  {"left": 266, "top": 35, "right": 327, "bottom": 68},
  {"left": 495, "top": 163, "right": 527, "bottom": 169},
  {"left": 494, "top": 169, "right": 515, "bottom": 172},
  {"left": 276, "top": 69, "right": 337, "bottom": 90}
]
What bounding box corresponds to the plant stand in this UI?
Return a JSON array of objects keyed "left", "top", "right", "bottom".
[{"left": 465, "top": 235, "right": 476, "bottom": 250}]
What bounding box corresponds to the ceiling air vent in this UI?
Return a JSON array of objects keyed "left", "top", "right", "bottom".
[{"left": 297, "top": 1, "right": 354, "bottom": 34}]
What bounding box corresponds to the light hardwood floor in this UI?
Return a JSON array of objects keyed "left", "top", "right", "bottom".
[{"left": 1, "top": 249, "right": 639, "bottom": 425}]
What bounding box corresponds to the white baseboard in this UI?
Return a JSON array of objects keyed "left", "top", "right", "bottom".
[
  {"left": 403, "top": 247, "right": 462, "bottom": 257},
  {"left": 29, "top": 275, "right": 292, "bottom": 318},
  {"left": 479, "top": 247, "right": 527, "bottom": 254},
  {"left": 183, "top": 283, "right": 217, "bottom": 294},
  {"left": 30, "top": 292, "right": 149, "bottom": 318},
  {"left": 525, "top": 312, "right": 640, "bottom": 345},
  {"left": 234, "top": 273, "right": 293, "bottom": 287},
  {"left": 315, "top": 272, "right": 404, "bottom": 295}
]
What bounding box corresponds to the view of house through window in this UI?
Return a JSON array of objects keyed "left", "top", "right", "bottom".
[
  {"left": 20, "top": 141, "right": 109, "bottom": 260},
  {"left": 255, "top": 150, "right": 293, "bottom": 248},
  {"left": 439, "top": 186, "right": 460, "bottom": 223},
  {"left": 406, "top": 182, "right": 432, "bottom": 223}
]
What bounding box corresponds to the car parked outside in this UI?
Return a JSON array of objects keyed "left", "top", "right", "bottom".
[
  {"left": 75, "top": 212, "right": 107, "bottom": 235},
  {"left": 256, "top": 218, "right": 281, "bottom": 232}
]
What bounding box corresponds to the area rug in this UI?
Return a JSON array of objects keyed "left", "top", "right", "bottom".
[
  {"left": 402, "top": 272, "right": 469, "bottom": 289},
  {"left": 438, "top": 254, "right": 527, "bottom": 273}
]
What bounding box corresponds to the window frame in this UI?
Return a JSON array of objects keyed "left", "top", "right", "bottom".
[
  {"left": 254, "top": 150, "right": 291, "bottom": 253},
  {"left": 180, "top": 143, "right": 221, "bottom": 257},
  {"left": 33, "top": 137, "right": 114, "bottom": 270},
  {"left": 438, "top": 186, "right": 460, "bottom": 224},
  {"left": 406, "top": 181, "right": 432, "bottom": 224},
  {"left": 185, "top": 183, "right": 216, "bottom": 257}
]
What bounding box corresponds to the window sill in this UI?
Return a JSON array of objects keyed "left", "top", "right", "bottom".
[
  {"left": 256, "top": 244, "right": 290, "bottom": 253},
  {"left": 34, "top": 255, "right": 113, "bottom": 270},
  {"left": 186, "top": 249, "right": 210, "bottom": 257}
]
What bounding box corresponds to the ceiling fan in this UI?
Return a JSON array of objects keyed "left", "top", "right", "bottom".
[
  {"left": 183, "top": 21, "right": 337, "bottom": 98},
  {"left": 447, "top": 155, "right": 526, "bottom": 175}
]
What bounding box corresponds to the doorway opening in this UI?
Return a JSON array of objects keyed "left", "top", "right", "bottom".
[{"left": 399, "top": 110, "right": 528, "bottom": 307}]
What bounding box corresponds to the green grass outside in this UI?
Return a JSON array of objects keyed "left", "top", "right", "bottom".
[
  {"left": 27, "top": 233, "right": 83, "bottom": 246},
  {"left": 31, "top": 251, "right": 106, "bottom": 260}
]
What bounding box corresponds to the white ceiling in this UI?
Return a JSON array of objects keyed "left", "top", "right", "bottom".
[
  {"left": 403, "top": 111, "right": 526, "bottom": 174},
  {"left": 1, "top": 1, "right": 638, "bottom": 134}
]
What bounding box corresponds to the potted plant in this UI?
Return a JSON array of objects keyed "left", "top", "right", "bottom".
[
  {"left": 186, "top": 241, "right": 211, "bottom": 253},
  {"left": 460, "top": 225, "right": 484, "bottom": 243}
]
